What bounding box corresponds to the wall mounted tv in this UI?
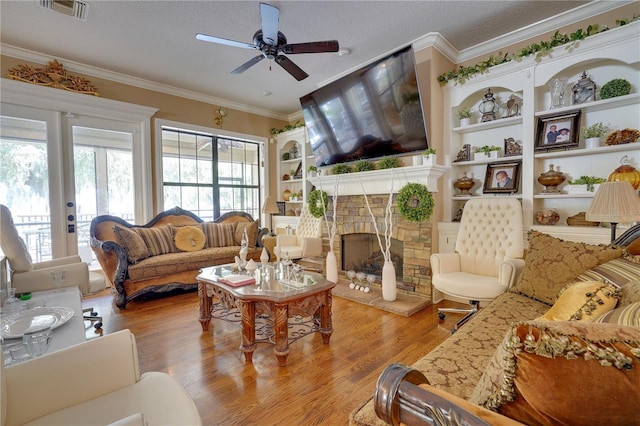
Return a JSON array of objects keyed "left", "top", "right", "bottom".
[{"left": 300, "top": 45, "right": 429, "bottom": 168}]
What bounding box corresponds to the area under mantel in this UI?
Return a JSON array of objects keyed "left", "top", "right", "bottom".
[{"left": 307, "top": 165, "right": 448, "bottom": 196}]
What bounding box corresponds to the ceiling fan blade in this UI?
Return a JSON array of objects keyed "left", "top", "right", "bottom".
[
  {"left": 196, "top": 33, "right": 259, "bottom": 50},
  {"left": 283, "top": 40, "right": 339, "bottom": 54},
  {"left": 260, "top": 3, "right": 280, "bottom": 46},
  {"left": 231, "top": 55, "right": 265, "bottom": 74},
  {"left": 275, "top": 55, "right": 308, "bottom": 81}
]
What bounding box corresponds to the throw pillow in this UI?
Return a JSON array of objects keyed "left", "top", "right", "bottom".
[
  {"left": 113, "top": 225, "right": 150, "bottom": 264},
  {"left": 0, "top": 204, "right": 33, "bottom": 272},
  {"left": 470, "top": 321, "right": 640, "bottom": 426},
  {"left": 234, "top": 219, "right": 259, "bottom": 248},
  {"left": 174, "top": 225, "right": 206, "bottom": 252},
  {"left": 510, "top": 231, "right": 622, "bottom": 305},
  {"left": 537, "top": 281, "right": 619, "bottom": 322},
  {"left": 619, "top": 280, "right": 640, "bottom": 307},
  {"left": 202, "top": 222, "right": 236, "bottom": 248},
  {"left": 135, "top": 225, "right": 177, "bottom": 256},
  {"left": 594, "top": 302, "right": 640, "bottom": 326},
  {"left": 626, "top": 237, "right": 640, "bottom": 255}
]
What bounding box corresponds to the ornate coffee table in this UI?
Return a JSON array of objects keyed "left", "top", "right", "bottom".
[{"left": 197, "top": 264, "right": 335, "bottom": 367}]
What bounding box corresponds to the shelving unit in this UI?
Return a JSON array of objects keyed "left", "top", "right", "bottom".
[
  {"left": 275, "top": 127, "right": 314, "bottom": 216},
  {"left": 441, "top": 23, "right": 639, "bottom": 244}
]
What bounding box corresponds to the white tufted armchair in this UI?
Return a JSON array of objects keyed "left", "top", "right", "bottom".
[
  {"left": 430, "top": 198, "right": 524, "bottom": 331},
  {"left": 274, "top": 206, "right": 323, "bottom": 261}
]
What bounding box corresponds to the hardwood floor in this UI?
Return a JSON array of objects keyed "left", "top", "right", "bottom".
[{"left": 83, "top": 287, "right": 466, "bottom": 426}]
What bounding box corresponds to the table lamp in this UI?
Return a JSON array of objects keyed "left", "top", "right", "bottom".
[
  {"left": 262, "top": 196, "right": 280, "bottom": 235},
  {"left": 586, "top": 181, "right": 640, "bottom": 242}
]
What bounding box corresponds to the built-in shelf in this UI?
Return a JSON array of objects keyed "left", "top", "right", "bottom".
[
  {"left": 451, "top": 155, "right": 523, "bottom": 166},
  {"left": 534, "top": 93, "right": 640, "bottom": 117},
  {"left": 308, "top": 165, "right": 448, "bottom": 196},
  {"left": 534, "top": 143, "right": 638, "bottom": 159},
  {"left": 452, "top": 116, "right": 522, "bottom": 133},
  {"left": 534, "top": 193, "right": 596, "bottom": 199}
]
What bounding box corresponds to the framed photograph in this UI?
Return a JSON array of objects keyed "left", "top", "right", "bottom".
[
  {"left": 504, "top": 137, "right": 522, "bottom": 156},
  {"left": 483, "top": 161, "right": 521, "bottom": 194},
  {"left": 535, "top": 110, "right": 581, "bottom": 151},
  {"left": 275, "top": 201, "right": 286, "bottom": 216}
]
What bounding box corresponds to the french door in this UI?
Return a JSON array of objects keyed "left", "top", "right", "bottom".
[{"left": 0, "top": 103, "right": 146, "bottom": 263}]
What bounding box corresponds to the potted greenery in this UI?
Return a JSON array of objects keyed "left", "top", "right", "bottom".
[
  {"left": 307, "top": 165, "right": 318, "bottom": 177},
  {"left": 457, "top": 107, "right": 473, "bottom": 127},
  {"left": 566, "top": 175, "right": 606, "bottom": 193},
  {"left": 599, "top": 78, "right": 631, "bottom": 100},
  {"left": 332, "top": 164, "right": 352, "bottom": 174},
  {"left": 422, "top": 148, "right": 437, "bottom": 165},
  {"left": 354, "top": 159, "right": 375, "bottom": 172},
  {"left": 473, "top": 145, "right": 501, "bottom": 160},
  {"left": 582, "top": 122, "right": 610, "bottom": 148},
  {"left": 377, "top": 157, "right": 401, "bottom": 169}
]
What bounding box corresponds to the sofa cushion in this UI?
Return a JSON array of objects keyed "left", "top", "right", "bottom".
[
  {"left": 537, "top": 281, "right": 619, "bottom": 322},
  {"left": 510, "top": 231, "right": 623, "bottom": 305},
  {"left": 235, "top": 220, "right": 259, "bottom": 248},
  {"left": 470, "top": 321, "right": 640, "bottom": 426},
  {"left": 594, "top": 301, "right": 640, "bottom": 326},
  {"left": 113, "top": 226, "right": 150, "bottom": 264},
  {"left": 135, "top": 225, "right": 177, "bottom": 256},
  {"left": 174, "top": 226, "right": 205, "bottom": 252},
  {"left": 202, "top": 222, "right": 236, "bottom": 248},
  {"left": 575, "top": 257, "right": 640, "bottom": 287}
]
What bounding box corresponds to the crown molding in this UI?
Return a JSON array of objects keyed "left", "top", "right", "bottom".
[
  {"left": 412, "top": 32, "right": 459, "bottom": 62},
  {"left": 0, "top": 44, "right": 289, "bottom": 122}
]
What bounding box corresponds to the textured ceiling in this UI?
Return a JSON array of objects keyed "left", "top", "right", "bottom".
[{"left": 0, "top": 1, "right": 608, "bottom": 117}]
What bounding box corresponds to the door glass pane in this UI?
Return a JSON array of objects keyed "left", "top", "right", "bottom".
[
  {"left": 0, "top": 115, "right": 52, "bottom": 262},
  {"left": 72, "top": 126, "right": 133, "bottom": 262}
]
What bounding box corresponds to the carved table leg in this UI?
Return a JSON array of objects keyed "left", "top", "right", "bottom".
[
  {"left": 273, "top": 302, "right": 290, "bottom": 367},
  {"left": 198, "top": 282, "right": 212, "bottom": 332},
  {"left": 319, "top": 290, "right": 333, "bottom": 344},
  {"left": 240, "top": 301, "right": 256, "bottom": 362}
]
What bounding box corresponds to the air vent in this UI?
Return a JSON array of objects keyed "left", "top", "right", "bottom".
[{"left": 37, "top": 0, "right": 89, "bottom": 21}]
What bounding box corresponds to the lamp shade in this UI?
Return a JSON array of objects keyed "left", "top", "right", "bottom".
[
  {"left": 586, "top": 181, "right": 640, "bottom": 223},
  {"left": 262, "top": 196, "right": 280, "bottom": 214}
]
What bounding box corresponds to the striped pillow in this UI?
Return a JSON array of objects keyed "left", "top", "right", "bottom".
[
  {"left": 575, "top": 257, "right": 640, "bottom": 287},
  {"left": 202, "top": 222, "right": 236, "bottom": 248},
  {"left": 135, "top": 225, "right": 176, "bottom": 256},
  {"left": 594, "top": 302, "right": 640, "bottom": 326}
]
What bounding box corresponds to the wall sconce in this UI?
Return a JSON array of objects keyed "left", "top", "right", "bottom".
[{"left": 214, "top": 107, "right": 228, "bottom": 126}]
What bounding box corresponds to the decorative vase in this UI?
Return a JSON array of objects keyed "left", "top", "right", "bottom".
[
  {"left": 381, "top": 260, "right": 397, "bottom": 301},
  {"left": 454, "top": 172, "right": 474, "bottom": 196},
  {"left": 537, "top": 164, "right": 566, "bottom": 193},
  {"left": 459, "top": 117, "right": 471, "bottom": 127},
  {"left": 282, "top": 189, "right": 291, "bottom": 201},
  {"left": 549, "top": 77, "right": 567, "bottom": 109},
  {"left": 325, "top": 251, "right": 338, "bottom": 283},
  {"left": 585, "top": 137, "right": 600, "bottom": 149},
  {"left": 412, "top": 155, "right": 423, "bottom": 166},
  {"left": 422, "top": 154, "right": 436, "bottom": 166}
]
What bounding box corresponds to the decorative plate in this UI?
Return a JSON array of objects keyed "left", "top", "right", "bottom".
[{"left": 1, "top": 306, "right": 74, "bottom": 339}]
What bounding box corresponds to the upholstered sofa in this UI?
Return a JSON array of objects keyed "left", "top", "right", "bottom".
[
  {"left": 90, "top": 207, "right": 267, "bottom": 308},
  {"left": 350, "top": 227, "right": 640, "bottom": 426},
  {"left": 1, "top": 329, "right": 202, "bottom": 425}
]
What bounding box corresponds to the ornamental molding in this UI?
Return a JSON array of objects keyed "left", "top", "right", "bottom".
[{"left": 7, "top": 59, "right": 100, "bottom": 96}]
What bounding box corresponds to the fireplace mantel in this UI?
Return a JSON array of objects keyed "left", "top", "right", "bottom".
[{"left": 307, "top": 164, "right": 447, "bottom": 195}]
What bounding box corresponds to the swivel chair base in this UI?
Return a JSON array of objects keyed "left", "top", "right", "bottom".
[{"left": 437, "top": 300, "right": 479, "bottom": 333}]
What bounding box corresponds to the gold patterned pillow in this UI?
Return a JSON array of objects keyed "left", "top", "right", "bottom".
[
  {"left": 174, "top": 225, "right": 206, "bottom": 252},
  {"left": 135, "top": 225, "right": 176, "bottom": 256},
  {"left": 470, "top": 321, "right": 640, "bottom": 425},
  {"left": 202, "top": 222, "right": 236, "bottom": 248},
  {"left": 537, "top": 281, "right": 619, "bottom": 322},
  {"left": 113, "top": 225, "right": 149, "bottom": 264},
  {"left": 510, "top": 231, "right": 623, "bottom": 305}
]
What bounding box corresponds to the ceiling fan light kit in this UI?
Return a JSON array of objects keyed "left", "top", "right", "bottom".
[{"left": 196, "top": 2, "right": 339, "bottom": 81}]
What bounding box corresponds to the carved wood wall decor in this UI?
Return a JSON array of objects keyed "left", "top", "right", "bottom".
[{"left": 7, "top": 59, "right": 100, "bottom": 96}]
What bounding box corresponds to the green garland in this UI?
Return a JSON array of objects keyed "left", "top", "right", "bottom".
[
  {"left": 397, "top": 183, "right": 434, "bottom": 223},
  {"left": 307, "top": 189, "right": 328, "bottom": 218}
]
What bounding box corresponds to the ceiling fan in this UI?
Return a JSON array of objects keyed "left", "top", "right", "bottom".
[{"left": 196, "top": 2, "right": 339, "bottom": 81}]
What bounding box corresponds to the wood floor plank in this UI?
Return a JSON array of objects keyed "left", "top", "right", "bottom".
[{"left": 83, "top": 288, "right": 465, "bottom": 425}]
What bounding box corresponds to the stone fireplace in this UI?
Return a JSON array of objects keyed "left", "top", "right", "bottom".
[
  {"left": 341, "top": 233, "right": 404, "bottom": 284},
  {"left": 323, "top": 193, "right": 433, "bottom": 298}
]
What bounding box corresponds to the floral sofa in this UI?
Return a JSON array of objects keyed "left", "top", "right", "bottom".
[
  {"left": 350, "top": 227, "right": 640, "bottom": 426},
  {"left": 90, "top": 207, "right": 267, "bottom": 308}
]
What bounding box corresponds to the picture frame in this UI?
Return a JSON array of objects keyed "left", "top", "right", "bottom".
[
  {"left": 276, "top": 201, "right": 286, "bottom": 216},
  {"left": 535, "top": 110, "right": 581, "bottom": 151},
  {"left": 483, "top": 161, "right": 521, "bottom": 194},
  {"left": 504, "top": 137, "right": 522, "bottom": 156}
]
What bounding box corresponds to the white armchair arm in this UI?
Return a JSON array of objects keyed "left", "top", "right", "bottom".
[
  {"left": 430, "top": 253, "right": 461, "bottom": 275},
  {"left": 499, "top": 258, "right": 526, "bottom": 289},
  {"left": 12, "top": 256, "right": 89, "bottom": 295},
  {"left": 301, "top": 237, "right": 323, "bottom": 257}
]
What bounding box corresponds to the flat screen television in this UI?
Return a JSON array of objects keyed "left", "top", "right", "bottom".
[{"left": 300, "top": 45, "right": 429, "bottom": 167}]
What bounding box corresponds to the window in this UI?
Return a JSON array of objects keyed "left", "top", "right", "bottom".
[{"left": 161, "top": 127, "right": 261, "bottom": 221}]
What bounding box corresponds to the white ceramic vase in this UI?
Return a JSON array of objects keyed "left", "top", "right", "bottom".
[
  {"left": 585, "top": 137, "right": 600, "bottom": 149},
  {"left": 260, "top": 247, "right": 269, "bottom": 268},
  {"left": 381, "top": 260, "right": 397, "bottom": 301},
  {"left": 459, "top": 117, "right": 471, "bottom": 127},
  {"left": 422, "top": 154, "right": 436, "bottom": 166},
  {"left": 325, "top": 251, "right": 338, "bottom": 283}
]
